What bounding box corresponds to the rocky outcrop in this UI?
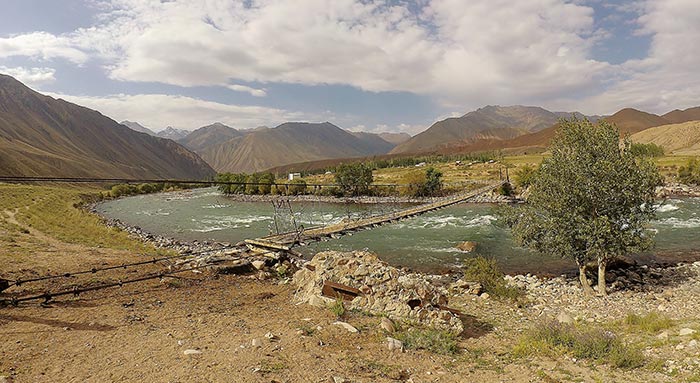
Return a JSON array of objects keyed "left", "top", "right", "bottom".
[
  {"left": 455, "top": 241, "right": 478, "bottom": 253},
  {"left": 293, "top": 251, "right": 464, "bottom": 334}
]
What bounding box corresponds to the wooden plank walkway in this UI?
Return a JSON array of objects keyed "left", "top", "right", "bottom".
[{"left": 245, "top": 180, "right": 505, "bottom": 251}]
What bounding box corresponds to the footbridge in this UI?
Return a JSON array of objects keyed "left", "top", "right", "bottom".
[{"left": 245, "top": 180, "right": 506, "bottom": 252}]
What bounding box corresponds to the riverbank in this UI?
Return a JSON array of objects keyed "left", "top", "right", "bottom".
[
  {"left": 215, "top": 190, "right": 516, "bottom": 204},
  {"left": 658, "top": 183, "right": 700, "bottom": 197},
  {"left": 3, "top": 183, "right": 700, "bottom": 382}
]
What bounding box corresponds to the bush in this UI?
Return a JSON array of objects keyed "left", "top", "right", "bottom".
[
  {"left": 498, "top": 182, "right": 513, "bottom": 196},
  {"left": 395, "top": 328, "right": 459, "bottom": 355},
  {"left": 463, "top": 256, "right": 522, "bottom": 301},
  {"left": 513, "top": 320, "right": 645, "bottom": 369},
  {"left": 678, "top": 158, "right": 700, "bottom": 185}
]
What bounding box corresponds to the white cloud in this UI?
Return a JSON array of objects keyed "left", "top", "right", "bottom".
[
  {"left": 46, "top": 92, "right": 312, "bottom": 130},
  {"left": 0, "top": 32, "right": 88, "bottom": 63},
  {"left": 66, "top": 0, "right": 611, "bottom": 106},
  {"left": 0, "top": 66, "right": 56, "bottom": 86},
  {"left": 2, "top": 0, "right": 699, "bottom": 117},
  {"left": 571, "top": 0, "right": 700, "bottom": 114},
  {"left": 226, "top": 84, "right": 267, "bottom": 97}
]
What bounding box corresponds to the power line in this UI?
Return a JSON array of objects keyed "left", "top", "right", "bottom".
[
  {"left": 0, "top": 247, "right": 282, "bottom": 306},
  {"left": 0, "top": 175, "right": 496, "bottom": 189},
  {"left": 5, "top": 245, "right": 240, "bottom": 287}
]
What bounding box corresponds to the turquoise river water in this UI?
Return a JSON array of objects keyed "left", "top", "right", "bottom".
[{"left": 96, "top": 188, "right": 700, "bottom": 275}]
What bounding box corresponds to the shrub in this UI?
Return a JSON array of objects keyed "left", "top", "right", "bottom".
[
  {"left": 678, "top": 158, "right": 700, "bottom": 185},
  {"left": 463, "top": 256, "right": 522, "bottom": 301},
  {"left": 498, "top": 182, "right": 513, "bottom": 196},
  {"left": 395, "top": 328, "right": 459, "bottom": 355},
  {"left": 623, "top": 312, "right": 673, "bottom": 333},
  {"left": 513, "top": 320, "right": 645, "bottom": 369}
]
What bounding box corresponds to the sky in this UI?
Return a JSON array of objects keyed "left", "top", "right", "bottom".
[{"left": 0, "top": 0, "right": 698, "bottom": 134}]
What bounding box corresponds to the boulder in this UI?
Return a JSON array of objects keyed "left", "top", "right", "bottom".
[
  {"left": 455, "top": 241, "right": 478, "bottom": 253},
  {"left": 380, "top": 317, "right": 396, "bottom": 333},
  {"left": 387, "top": 337, "right": 404, "bottom": 351},
  {"left": 679, "top": 328, "right": 697, "bottom": 336},
  {"left": 293, "top": 251, "right": 463, "bottom": 334},
  {"left": 333, "top": 321, "right": 359, "bottom": 333}
]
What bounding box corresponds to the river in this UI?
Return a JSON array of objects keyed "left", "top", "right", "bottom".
[{"left": 96, "top": 187, "right": 700, "bottom": 275}]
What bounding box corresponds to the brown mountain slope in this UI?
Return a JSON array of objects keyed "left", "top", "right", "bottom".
[
  {"left": 602, "top": 108, "right": 669, "bottom": 135},
  {"left": 350, "top": 132, "right": 396, "bottom": 153},
  {"left": 199, "top": 122, "right": 395, "bottom": 173},
  {"left": 443, "top": 108, "right": 675, "bottom": 154},
  {"left": 378, "top": 132, "right": 411, "bottom": 145},
  {"left": 121, "top": 120, "right": 156, "bottom": 136},
  {"left": 0, "top": 74, "right": 215, "bottom": 179},
  {"left": 178, "top": 122, "right": 243, "bottom": 153},
  {"left": 630, "top": 120, "right": 700, "bottom": 155},
  {"left": 662, "top": 107, "right": 700, "bottom": 124},
  {"left": 390, "top": 105, "right": 559, "bottom": 154}
]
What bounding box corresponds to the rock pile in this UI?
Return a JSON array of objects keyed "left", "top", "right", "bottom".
[{"left": 293, "top": 251, "right": 464, "bottom": 334}]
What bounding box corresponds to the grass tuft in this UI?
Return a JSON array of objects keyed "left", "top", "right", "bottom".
[
  {"left": 328, "top": 296, "right": 346, "bottom": 318},
  {"left": 513, "top": 320, "right": 645, "bottom": 369},
  {"left": 623, "top": 312, "right": 674, "bottom": 334},
  {"left": 394, "top": 328, "right": 459, "bottom": 355}
]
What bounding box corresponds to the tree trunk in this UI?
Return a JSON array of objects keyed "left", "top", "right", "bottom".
[
  {"left": 597, "top": 259, "right": 608, "bottom": 296},
  {"left": 578, "top": 264, "right": 594, "bottom": 296}
]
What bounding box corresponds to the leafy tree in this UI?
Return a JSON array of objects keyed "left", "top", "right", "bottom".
[
  {"left": 502, "top": 119, "right": 661, "bottom": 295},
  {"left": 678, "top": 158, "right": 700, "bottom": 185},
  {"left": 629, "top": 142, "right": 665, "bottom": 157},
  {"left": 424, "top": 167, "right": 443, "bottom": 196},
  {"left": 334, "top": 163, "right": 374, "bottom": 196},
  {"left": 216, "top": 173, "right": 247, "bottom": 195},
  {"left": 245, "top": 173, "right": 260, "bottom": 195},
  {"left": 515, "top": 164, "right": 539, "bottom": 188},
  {"left": 257, "top": 173, "right": 276, "bottom": 194},
  {"left": 287, "top": 178, "right": 307, "bottom": 195},
  {"left": 404, "top": 167, "right": 443, "bottom": 197}
]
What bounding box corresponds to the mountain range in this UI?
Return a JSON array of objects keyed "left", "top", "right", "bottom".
[
  {"left": 391, "top": 105, "right": 569, "bottom": 154},
  {"left": 120, "top": 120, "right": 156, "bottom": 136},
  {"left": 193, "top": 122, "right": 402, "bottom": 173},
  {"left": 2, "top": 73, "right": 698, "bottom": 178},
  {"left": 0, "top": 74, "right": 214, "bottom": 179}
]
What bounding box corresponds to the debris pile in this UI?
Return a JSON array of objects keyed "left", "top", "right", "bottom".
[{"left": 293, "top": 251, "right": 464, "bottom": 334}]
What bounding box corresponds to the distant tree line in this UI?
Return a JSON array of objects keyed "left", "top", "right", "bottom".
[
  {"left": 297, "top": 152, "right": 502, "bottom": 177},
  {"left": 629, "top": 142, "right": 665, "bottom": 157},
  {"left": 214, "top": 163, "right": 445, "bottom": 198},
  {"left": 106, "top": 182, "right": 200, "bottom": 198}
]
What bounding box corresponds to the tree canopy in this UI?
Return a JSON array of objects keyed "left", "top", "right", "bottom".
[
  {"left": 334, "top": 163, "right": 374, "bottom": 196},
  {"left": 503, "top": 118, "right": 662, "bottom": 295}
]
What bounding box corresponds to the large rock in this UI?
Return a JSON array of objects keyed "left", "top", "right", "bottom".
[
  {"left": 293, "top": 251, "right": 463, "bottom": 334},
  {"left": 455, "top": 241, "right": 478, "bottom": 253}
]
